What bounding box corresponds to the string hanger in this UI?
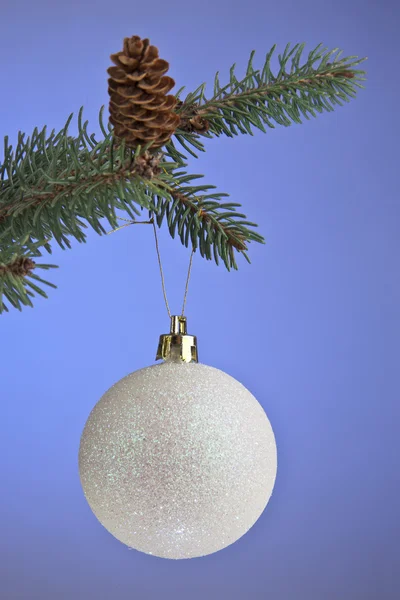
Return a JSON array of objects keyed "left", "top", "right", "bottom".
[{"left": 107, "top": 216, "right": 195, "bottom": 318}]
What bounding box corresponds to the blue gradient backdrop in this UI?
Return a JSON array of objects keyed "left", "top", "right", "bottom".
[{"left": 1, "top": 1, "right": 398, "bottom": 598}]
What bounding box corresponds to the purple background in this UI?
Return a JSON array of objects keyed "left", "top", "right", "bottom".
[{"left": 1, "top": 0, "right": 398, "bottom": 598}]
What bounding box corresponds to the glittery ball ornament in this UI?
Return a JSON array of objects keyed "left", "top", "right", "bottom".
[{"left": 79, "top": 358, "right": 277, "bottom": 559}]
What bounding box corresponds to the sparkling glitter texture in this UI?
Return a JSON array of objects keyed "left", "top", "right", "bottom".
[{"left": 79, "top": 361, "right": 277, "bottom": 559}]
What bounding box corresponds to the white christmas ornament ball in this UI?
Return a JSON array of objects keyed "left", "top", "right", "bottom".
[{"left": 79, "top": 360, "right": 277, "bottom": 559}]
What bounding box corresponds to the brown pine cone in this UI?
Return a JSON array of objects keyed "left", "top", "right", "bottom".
[
  {"left": 0, "top": 257, "right": 36, "bottom": 277},
  {"left": 174, "top": 99, "right": 211, "bottom": 134},
  {"left": 132, "top": 150, "right": 163, "bottom": 179},
  {"left": 107, "top": 35, "right": 180, "bottom": 150}
]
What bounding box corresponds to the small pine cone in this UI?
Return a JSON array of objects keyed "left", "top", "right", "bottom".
[
  {"left": 107, "top": 35, "right": 180, "bottom": 150},
  {"left": 132, "top": 150, "right": 163, "bottom": 179},
  {"left": 174, "top": 99, "right": 210, "bottom": 134},
  {"left": 0, "top": 257, "right": 36, "bottom": 277},
  {"left": 187, "top": 114, "right": 210, "bottom": 134}
]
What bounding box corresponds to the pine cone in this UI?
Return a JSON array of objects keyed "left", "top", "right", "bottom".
[
  {"left": 175, "top": 99, "right": 211, "bottom": 134},
  {"left": 0, "top": 257, "right": 36, "bottom": 277},
  {"left": 107, "top": 36, "right": 180, "bottom": 150},
  {"left": 132, "top": 150, "right": 163, "bottom": 179}
]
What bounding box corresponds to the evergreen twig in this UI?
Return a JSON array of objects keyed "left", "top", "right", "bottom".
[{"left": 0, "top": 43, "right": 367, "bottom": 313}]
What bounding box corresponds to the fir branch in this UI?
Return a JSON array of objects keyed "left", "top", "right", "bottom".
[
  {"left": 172, "top": 43, "right": 367, "bottom": 156},
  {"left": 149, "top": 179, "right": 263, "bottom": 270},
  {"left": 0, "top": 106, "right": 262, "bottom": 311},
  {"left": 0, "top": 42, "right": 367, "bottom": 313},
  {"left": 0, "top": 108, "right": 261, "bottom": 270},
  {"left": 0, "top": 235, "right": 58, "bottom": 313}
]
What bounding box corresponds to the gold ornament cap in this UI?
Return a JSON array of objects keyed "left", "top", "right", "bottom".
[{"left": 156, "top": 316, "right": 198, "bottom": 363}]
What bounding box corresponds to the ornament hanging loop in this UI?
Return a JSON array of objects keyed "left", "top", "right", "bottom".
[
  {"left": 152, "top": 220, "right": 198, "bottom": 362},
  {"left": 106, "top": 215, "right": 194, "bottom": 319},
  {"left": 106, "top": 212, "right": 197, "bottom": 362},
  {"left": 151, "top": 218, "right": 194, "bottom": 319}
]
